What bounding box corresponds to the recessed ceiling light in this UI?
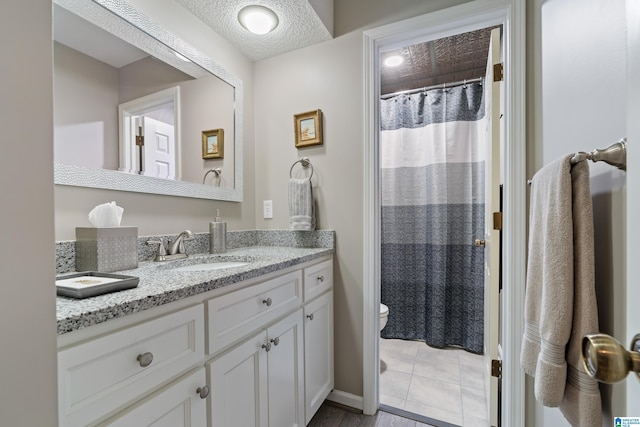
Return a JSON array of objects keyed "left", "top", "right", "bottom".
[
  {"left": 238, "top": 5, "right": 279, "bottom": 35},
  {"left": 384, "top": 55, "right": 404, "bottom": 67}
]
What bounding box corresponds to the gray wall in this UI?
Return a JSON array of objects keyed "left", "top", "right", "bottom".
[
  {"left": 0, "top": 0, "right": 58, "bottom": 425},
  {"left": 527, "top": 0, "right": 628, "bottom": 424}
]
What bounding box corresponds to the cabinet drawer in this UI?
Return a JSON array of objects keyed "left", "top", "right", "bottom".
[
  {"left": 303, "top": 259, "right": 333, "bottom": 301},
  {"left": 58, "top": 305, "right": 204, "bottom": 427},
  {"left": 207, "top": 270, "right": 302, "bottom": 354},
  {"left": 99, "top": 368, "right": 207, "bottom": 427}
]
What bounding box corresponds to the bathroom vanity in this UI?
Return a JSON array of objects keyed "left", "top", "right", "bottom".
[{"left": 56, "top": 246, "right": 334, "bottom": 427}]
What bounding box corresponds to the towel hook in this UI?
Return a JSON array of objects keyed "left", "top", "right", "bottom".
[{"left": 289, "top": 157, "right": 314, "bottom": 179}]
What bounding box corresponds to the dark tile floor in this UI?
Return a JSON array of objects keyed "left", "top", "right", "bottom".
[{"left": 307, "top": 402, "right": 437, "bottom": 427}]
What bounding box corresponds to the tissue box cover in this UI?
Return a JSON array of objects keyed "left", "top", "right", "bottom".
[{"left": 76, "top": 227, "right": 138, "bottom": 273}]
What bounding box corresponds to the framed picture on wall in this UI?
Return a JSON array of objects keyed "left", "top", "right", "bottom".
[
  {"left": 202, "top": 129, "right": 224, "bottom": 159},
  {"left": 294, "top": 109, "right": 323, "bottom": 148}
]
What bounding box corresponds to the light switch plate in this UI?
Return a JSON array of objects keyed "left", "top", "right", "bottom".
[{"left": 263, "top": 200, "right": 273, "bottom": 219}]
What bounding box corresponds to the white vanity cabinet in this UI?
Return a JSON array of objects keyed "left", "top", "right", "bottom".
[
  {"left": 57, "top": 304, "right": 205, "bottom": 426},
  {"left": 208, "top": 309, "right": 304, "bottom": 427},
  {"left": 57, "top": 256, "right": 333, "bottom": 427},
  {"left": 207, "top": 257, "right": 333, "bottom": 427}
]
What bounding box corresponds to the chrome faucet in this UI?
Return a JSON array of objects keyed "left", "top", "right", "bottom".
[
  {"left": 168, "top": 230, "right": 194, "bottom": 255},
  {"left": 147, "top": 230, "right": 193, "bottom": 262}
]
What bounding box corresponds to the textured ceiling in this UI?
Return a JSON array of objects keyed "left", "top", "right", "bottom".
[
  {"left": 381, "top": 26, "right": 500, "bottom": 96},
  {"left": 174, "top": 0, "right": 333, "bottom": 61}
]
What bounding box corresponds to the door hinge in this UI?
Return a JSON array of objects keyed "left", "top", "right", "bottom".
[
  {"left": 493, "top": 63, "right": 504, "bottom": 82},
  {"left": 491, "top": 359, "right": 502, "bottom": 378},
  {"left": 493, "top": 212, "right": 503, "bottom": 231},
  {"left": 136, "top": 125, "right": 144, "bottom": 146}
]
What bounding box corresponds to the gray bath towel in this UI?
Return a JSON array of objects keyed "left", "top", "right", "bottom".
[
  {"left": 560, "top": 159, "right": 601, "bottom": 427},
  {"left": 520, "top": 155, "right": 601, "bottom": 426},
  {"left": 288, "top": 177, "right": 315, "bottom": 230}
]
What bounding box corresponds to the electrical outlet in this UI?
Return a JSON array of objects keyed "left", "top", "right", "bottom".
[{"left": 263, "top": 200, "right": 273, "bottom": 219}]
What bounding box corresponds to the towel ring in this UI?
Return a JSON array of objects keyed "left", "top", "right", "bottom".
[
  {"left": 289, "top": 158, "right": 314, "bottom": 179},
  {"left": 203, "top": 168, "right": 222, "bottom": 185}
]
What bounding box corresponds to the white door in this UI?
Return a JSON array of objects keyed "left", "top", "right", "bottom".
[
  {"left": 141, "top": 116, "right": 176, "bottom": 180},
  {"left": 483, "top": 27, "right": 502, "bottom": 427},
  {"left": 267, "top": 310, "right": 304, "bottom": 427},
  {"left": 209, "top": 331, "right": 268, "bottom": 427},
  {"left": 626, "top": 0, "right": 640, "bottom": 408}
]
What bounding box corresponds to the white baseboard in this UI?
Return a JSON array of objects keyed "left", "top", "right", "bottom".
[{"left": 326, "top": 390, "right": 364, "bottom": 411}]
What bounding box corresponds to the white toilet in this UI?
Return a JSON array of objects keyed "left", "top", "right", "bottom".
[{"left": 380, "top": 303, "right": 389, "bottom": 331}]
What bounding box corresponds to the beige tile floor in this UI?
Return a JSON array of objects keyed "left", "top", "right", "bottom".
[{"left": 380, "top": 338, "right": 489, "bottom": 427}]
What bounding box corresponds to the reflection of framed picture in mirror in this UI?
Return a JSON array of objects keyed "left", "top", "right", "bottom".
[
  {"left": 202, "top": 129, "right": 224, "bottom": 159},
  {"left": 294, "top": 109, "right": 323, "bottom": 148}
]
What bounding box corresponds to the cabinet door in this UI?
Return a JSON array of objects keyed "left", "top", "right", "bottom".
[
  {"left": 208, "top": 331, "right": 268, "bottom": 427},
  {"left": 267, "top": 310, "right": 304, "bottom": 427},
  {"left": 100, "top": 368, "right": 207, "bottom": 427},
  {"left": 304, "top": 291, "right": 334, "bottom": 424}
]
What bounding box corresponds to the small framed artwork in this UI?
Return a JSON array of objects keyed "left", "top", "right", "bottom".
[
  {"left": 294, "top": 109, "right": 323, "bottom": 148},
  {"left": 202, "top": 129, "right": 224, "bottom": 159}
]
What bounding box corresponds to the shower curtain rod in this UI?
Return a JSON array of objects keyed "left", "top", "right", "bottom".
[{"left": 380, "top": 76, "right": 483, "bottom": 100}]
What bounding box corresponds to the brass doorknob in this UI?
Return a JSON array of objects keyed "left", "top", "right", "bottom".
[{"left": 474, "top": 239, "right": 486, "bottom": 247}]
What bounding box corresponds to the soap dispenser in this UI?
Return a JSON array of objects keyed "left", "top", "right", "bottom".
[{"left": 209, "top": 209, "right": 227, "bottom": 254}]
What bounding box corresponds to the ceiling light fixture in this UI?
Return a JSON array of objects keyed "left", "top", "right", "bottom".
[
  {"left": 238, "top": 5, "right": 279, "bottom": 35},
  {"left": 384, "top": 55, "right": 404, "bottom": 67}
]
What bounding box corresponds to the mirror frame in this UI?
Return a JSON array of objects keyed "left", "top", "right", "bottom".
[{"left": 53, "top": 0, "right": 243, "bottom": 202}]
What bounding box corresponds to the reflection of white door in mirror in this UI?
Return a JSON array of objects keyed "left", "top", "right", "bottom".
[
  {"left": 119, "top": 86, "right": 180, "bottom": 180},
  {"left": 140, "top": 116, "right": 175, "bottom": 180}
]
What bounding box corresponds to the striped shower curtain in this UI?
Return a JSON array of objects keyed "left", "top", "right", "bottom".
[{"left": 380, "top": 81, "right": 486, "bottom": 354}]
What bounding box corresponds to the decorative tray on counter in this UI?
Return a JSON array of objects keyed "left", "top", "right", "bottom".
[{"left": 56, "top": 271, "right": 139, "bottom": 299}]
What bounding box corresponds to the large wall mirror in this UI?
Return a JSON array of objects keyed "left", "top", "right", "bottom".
[{"left": 53, "top": 0, "right": 243, "bottom": 201}]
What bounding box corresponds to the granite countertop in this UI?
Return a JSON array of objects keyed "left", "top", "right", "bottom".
[{"left": 56, "top": 246, "right": 333, "bottom": 335}]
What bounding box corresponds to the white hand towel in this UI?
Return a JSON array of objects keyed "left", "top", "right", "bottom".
[
  {"left": 520, "top": 155, "right": 601, "bottom": 426},
  {"left": 288, "top": 177, "right": 315, "bottom": 230}
]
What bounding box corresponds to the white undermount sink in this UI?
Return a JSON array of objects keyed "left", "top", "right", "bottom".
[{"left": 169, "top": 261, "right": 249, "bottom": 272}]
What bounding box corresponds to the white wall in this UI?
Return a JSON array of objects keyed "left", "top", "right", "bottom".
[
  {"left": 54, "top": 0, "right": 256, "bottom": 241},
  {"left": 0, "top": 0, "right": 58, "bottom": 425},
  {"left": 529, "top": 0, "right": 628, "bottom": 425}
]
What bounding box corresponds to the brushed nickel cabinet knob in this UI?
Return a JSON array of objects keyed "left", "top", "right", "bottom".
[
  {"left": 137, "top": 352, "right": 153, "bottom": 368},
  {"left": 197, "top": 386, "right": 210, "bottom": 399}
]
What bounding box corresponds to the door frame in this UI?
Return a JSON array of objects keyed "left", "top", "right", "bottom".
[{"left": 362, "top": 0, "right": 527, "bottom": 425}]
